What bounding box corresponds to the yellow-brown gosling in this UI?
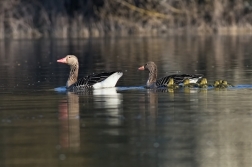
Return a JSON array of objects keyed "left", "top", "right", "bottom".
[{"left": 167, "top": 78, "right": 179, "bottom": 89}]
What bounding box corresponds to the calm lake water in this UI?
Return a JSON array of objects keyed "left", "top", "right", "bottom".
[{"left": 1, "top": 36, "right": 252, "bottom": 167}]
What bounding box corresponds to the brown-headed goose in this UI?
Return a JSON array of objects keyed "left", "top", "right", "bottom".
[
  {"left": 138, "top": 61, "right": 203, "bottom": 88},
  {"left": 57, "top": 55, "right": 123, "bottom": 91}
]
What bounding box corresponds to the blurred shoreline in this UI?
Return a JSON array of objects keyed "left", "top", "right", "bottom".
[{"left": 1, "top": 0, "right": 252, "bottom": 39}]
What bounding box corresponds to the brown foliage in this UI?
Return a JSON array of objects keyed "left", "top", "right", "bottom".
[{"left": 1, "top": 0, "right": 252, "bottom": 39}]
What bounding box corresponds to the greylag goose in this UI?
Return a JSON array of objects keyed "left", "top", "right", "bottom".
[
  {"left": 57, "top": 55, "right": 123, "bottom": 91},
  {"left": 138, "top": 61, "right": 203, "bottom": 88}
]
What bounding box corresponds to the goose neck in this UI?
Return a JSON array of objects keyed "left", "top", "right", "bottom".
[
  {"left": 147, "top": 69, "right": 157, "bottom": 87},
  {"left": 67, "top": 64, "right": 79, "bottom": 87}
]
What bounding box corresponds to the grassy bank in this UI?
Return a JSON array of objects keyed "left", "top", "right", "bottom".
[{"left": 1, "top": 0, "right": 252, "bottom": 39}]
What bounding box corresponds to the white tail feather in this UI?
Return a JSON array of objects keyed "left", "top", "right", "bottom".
[
  {"left": 189, "top": 78, "right": 200, "bottom": 83},
  {"left": 93, "top": 72, "right": 123, "bottom": 89}
]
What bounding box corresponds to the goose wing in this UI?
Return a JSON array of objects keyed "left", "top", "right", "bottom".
[
  {"left": 155, "top": 76, "right": 173, "bottom": 87},
  {"left": 169, "top": 74, "right": 203, "bottom": 84},
  {"left": 69, "top": 71, "right": 119, "bottom": 90},
  {"left": 156, "top": 74, "right": 203, "bottom": 87}
]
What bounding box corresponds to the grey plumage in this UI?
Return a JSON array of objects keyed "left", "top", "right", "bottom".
[{"left": 139, "top": 61, "right": 203, "bottom": 88}]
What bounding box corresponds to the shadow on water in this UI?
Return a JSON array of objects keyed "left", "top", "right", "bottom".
[{"left": 1, "top": 36, "right": 252, "bottom": 167}]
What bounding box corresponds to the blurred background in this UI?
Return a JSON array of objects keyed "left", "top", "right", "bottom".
[{"left": 1, "top": 0, "right": 252, "bottom": 39}]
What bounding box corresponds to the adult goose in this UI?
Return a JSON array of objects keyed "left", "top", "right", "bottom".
[
  {"left": 138, "top": 61, "right": 203, "bottom": 88},
  {"left": 57, "top": 55, "right": 123, "bottom": 91}
]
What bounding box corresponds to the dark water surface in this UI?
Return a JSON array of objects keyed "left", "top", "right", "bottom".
[{"left": 1, "top": 36, "right": 252, "bottom": 167}]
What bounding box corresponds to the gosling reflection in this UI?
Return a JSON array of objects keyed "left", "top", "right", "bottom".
[{"left": 58, "top": 92, "right": 80, "bottom": 150}]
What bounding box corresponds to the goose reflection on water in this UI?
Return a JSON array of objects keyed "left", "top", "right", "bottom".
[
  {"left": 58, "top": 92, "right": 80, "bottom": 150},
  {"left": 58, "top": 87, "right": 123, "bottom": 149},
  {"left": 93, "top": 88, "right": 123, "bottom": 121},
  {"left": 56, "top": 83, "right": 252, "bottom": 150}
]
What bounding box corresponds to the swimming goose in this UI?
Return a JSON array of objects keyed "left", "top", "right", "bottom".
[
  {"left": 138, "top": 61, "right": 203, "bottom": 88},
  {"left": 214, "top": 80, "right": 234, "bottom": 88},
  {"left": 167, "top": 78, "right": 179, "bottom": 89},
  {"left": 198, "top": 78, "right": 210, "bottom": 88},
  {"left": 57, "top": 55, "right": 123, "bottom": 91},
  {"left": 213, "top": 80, "right": 220, "bottom": 88}
]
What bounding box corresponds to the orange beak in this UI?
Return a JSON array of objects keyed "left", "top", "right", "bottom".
[
  {"left": 138, "top": 66, "right": 145, "bottom": 70},
  {"left": 57, "top": 57, "right": 67, "bottom": 63}
]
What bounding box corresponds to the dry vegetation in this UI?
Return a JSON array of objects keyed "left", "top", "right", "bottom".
[{"left": 1, "top": 0, "right": 252, "bottom": 39}]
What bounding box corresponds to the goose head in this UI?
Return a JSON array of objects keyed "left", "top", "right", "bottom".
[
  {"left": 57, "top": 55, "right": 78, "bottom": 66},
  {"left": 138, "top": 61, "right": 158, "bottom": 87},
  {"left": 57, "top": 55, "right": 79, "bottom": 87},
  {"left": 138, "top": 61, "right": 157, "bottom": 72}
]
